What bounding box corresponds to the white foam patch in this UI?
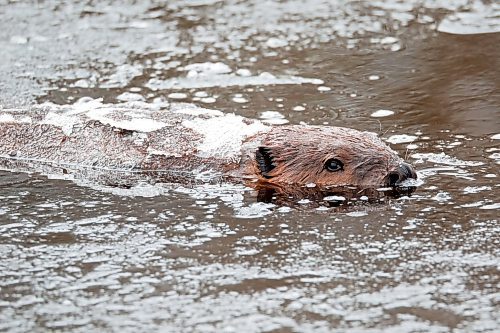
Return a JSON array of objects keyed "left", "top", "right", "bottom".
[
  {"left": 488, "top": 153, "right": 500, "bottom": 160},
  {"left": 479, "top": 203, "right": 500, "bottom": 210},
  {"left": 200, "top": 97, "right": 217, "bottom": 104},
  {"left": 438, "top": 2, "right": 500, "bottom": 35},
  {"left": 385, "top": 134, "right": 418, "bottom": 144},
  {"left": 232, "top": 96, "right": 248, "bottom": 104},
  {"left": 71, "top": 97, "right": 107, "bottom": 111},
  {"left": 463, "top": 186, "right": 492, "bottom": 194},
  {"left": 145, "top": 72, "right": 323, "bottom": 90},
  {"left": 167, "top": 92, "right": 188, "bottom": 100},
  {"left": 431, "top": 192, "right": 452, "bottom": 202},
  {"left": 259, "top": 111, "right": 289, "bottom": 125},
  {"left": 236, "top": 69, "right": 252, "bottom": 77},
  {"left": 193, "top": 169, "right": 223, "bottom": 183},
  {"left": 380, "top": 36, "right": 398, "bottom": 44},
  {"left": 346, "top": 211, "right": 368, "bottom": 217},
  {"left": 100, "top": 64, "right": 144, "bottom": 88},
  {"left": 234, "top": 202, "right": 275, "bottom": 219},
  {"left": 371, "top": 109, "right": 394, "bottom": 117},
  {"left": 116, "top": 92, "right": 145, "bottom": 102},
  {"left": 266, "top": 37, "right": 288, "bottom": 48},
  {"left": 412, "top": 152, "right": 484, "bottom": 167},
  {"left": 491, "top": 134, "right": 500, "bottom": 140},
  {"left": 183, "top": 62, "right": 232, "bottom": 76},
  {"left": 182, "top": 114, "right": 270, "bottom": 162},
  {"left": 194, "top": 91, "right": 208, "bottom": 98},
  {"left": 323, "top": 196, "right": 346, "bottom": 202}
]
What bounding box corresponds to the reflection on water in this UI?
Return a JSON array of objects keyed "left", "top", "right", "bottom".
[{"left": 0, "top": 0, "right": 499, "bottom": 332}]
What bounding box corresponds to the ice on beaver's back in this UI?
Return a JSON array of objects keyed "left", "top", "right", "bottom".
[{"left": 0, "top": 98, "right": 271, "bottom": 173}]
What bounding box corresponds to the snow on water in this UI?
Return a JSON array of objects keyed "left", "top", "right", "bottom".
[
  {"left": 200, "top": 97, "right": 217, "bottom": 104},
  {"left": 265, "top": 37, "right": 289, "bottom": 48},
  {"left": 167, "top": 92, "right": 188, "bottom": 100},
  {"left": 479, "top": 203, "right": 500, "bottom": 210},
  {"left": 385, "top": 134, "right": 418, "bottom": 144},
  {"left": 412, "top": 152, "right": 484, "bottom": 167},
  {"left": 100, "top": 64, "right": 144, "bottom": 88},
  {"left": 146, "top": 64, "right": 323, "bottom": 90},
  {"left": 182, "top": 113, "right": 270, "bottom": 162},
  {"left": 183, "top": 62, "right": 232, "bottom": 76},
  {"left": 234, "top": 202, "right": 276, "bottom": 218},
  {"left": 370, "top": 109, "right": 394, "bottom": 117},
  {"left": 232, "top": 95, "right": 248, "bottom": 104},
  {"left": 437, "top": 1, "right": 500, "bottom": 35},
  {"left": 259, "top": 111, "right": 289, "bottom": 125},
  {"left": 116, "top": 92, "right": 145, "bottom": 102}
]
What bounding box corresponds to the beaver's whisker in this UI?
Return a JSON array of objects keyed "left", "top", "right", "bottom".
[
  {"left": 381, "top": 126, "right": 392, "bottom": 139},
  {"left": 376, "top": 119, "right": 382, "bottom": 134},
  {"left": 404, "top": 137, "right": 418, "bottom": 160}
]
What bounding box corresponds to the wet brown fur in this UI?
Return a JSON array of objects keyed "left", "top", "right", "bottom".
[{"left": 243, "top": 125, "right": 403, "bottom": 187}]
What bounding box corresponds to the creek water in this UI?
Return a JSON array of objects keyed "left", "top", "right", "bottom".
[{"left": 0, "top": 1, "right": 499, "bottom": 332}]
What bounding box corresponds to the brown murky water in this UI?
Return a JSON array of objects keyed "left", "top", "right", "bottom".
[{"left": 0, "top": 1, "right": 499, "bottom": 332}]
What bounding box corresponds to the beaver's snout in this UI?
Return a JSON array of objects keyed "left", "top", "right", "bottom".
[{"left": 385, "top": 162, "right": 417, "bottom": 187}]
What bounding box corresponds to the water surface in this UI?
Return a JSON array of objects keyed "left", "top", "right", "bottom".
[{"left": 0, "top": 1, "right": 499, "bottom": 332}]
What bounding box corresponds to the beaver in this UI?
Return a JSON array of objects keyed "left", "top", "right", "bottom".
[{"left": 0, "top": 99, "right": 417, "bottom": 191}]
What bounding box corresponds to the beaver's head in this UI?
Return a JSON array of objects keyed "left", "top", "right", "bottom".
[{"left": 253, "top": 125, "right": 417, "bottom": 187}]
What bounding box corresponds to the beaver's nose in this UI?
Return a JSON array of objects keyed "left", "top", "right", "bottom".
[{"left": 385, "top": 162, "right": 417, "bottom": 187}]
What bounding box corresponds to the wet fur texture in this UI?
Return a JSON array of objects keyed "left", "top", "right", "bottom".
[{"left": 246, "top": 126, "right": 403, "bottom": 187}]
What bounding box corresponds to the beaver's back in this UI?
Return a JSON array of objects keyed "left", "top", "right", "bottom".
[{"left": 0, "top": 100, "right": 269, "bottom": 184}]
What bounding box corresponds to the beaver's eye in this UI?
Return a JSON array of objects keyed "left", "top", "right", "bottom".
[{"left": 325, "top": 158, "right": 344, "bottom": 172}]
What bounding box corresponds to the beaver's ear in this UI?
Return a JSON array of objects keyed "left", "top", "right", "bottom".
[{"left": 256, "top": 146, "right": 276, "bottom": 178}]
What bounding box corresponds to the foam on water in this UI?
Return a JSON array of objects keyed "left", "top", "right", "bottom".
[
  {"left": 437, "top": 2, "right": 500, "bottom": 35},
  {"left": 385, "top": 134, "right": 418, "bottom": 144},
  {"left": 234, "top": 202, "right": 276, "bottom": 218},
  {"left": 371, "top": 109, "right": 394, "bottom": 117},
  {"left": 100, "top": 64, "right": 144, "bottom": 88},
  {"left": 184, "top": 62, "right": 232, "bottom": 76},
  {"left": 412, "top": 152, "right": 484, "bottom": 167},
  {"left": 116, "top": 92, "right": 145, "bottom": 102},
  {"left": 145, "top": 72, "right": 323, "bottom": 90},
  {"left": 259, "top": 111, "right": 289, "bottom": 125}
]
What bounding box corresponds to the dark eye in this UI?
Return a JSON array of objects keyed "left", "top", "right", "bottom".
[{"left": 325, "top": 158, "right": 344, "bottom": 172}]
